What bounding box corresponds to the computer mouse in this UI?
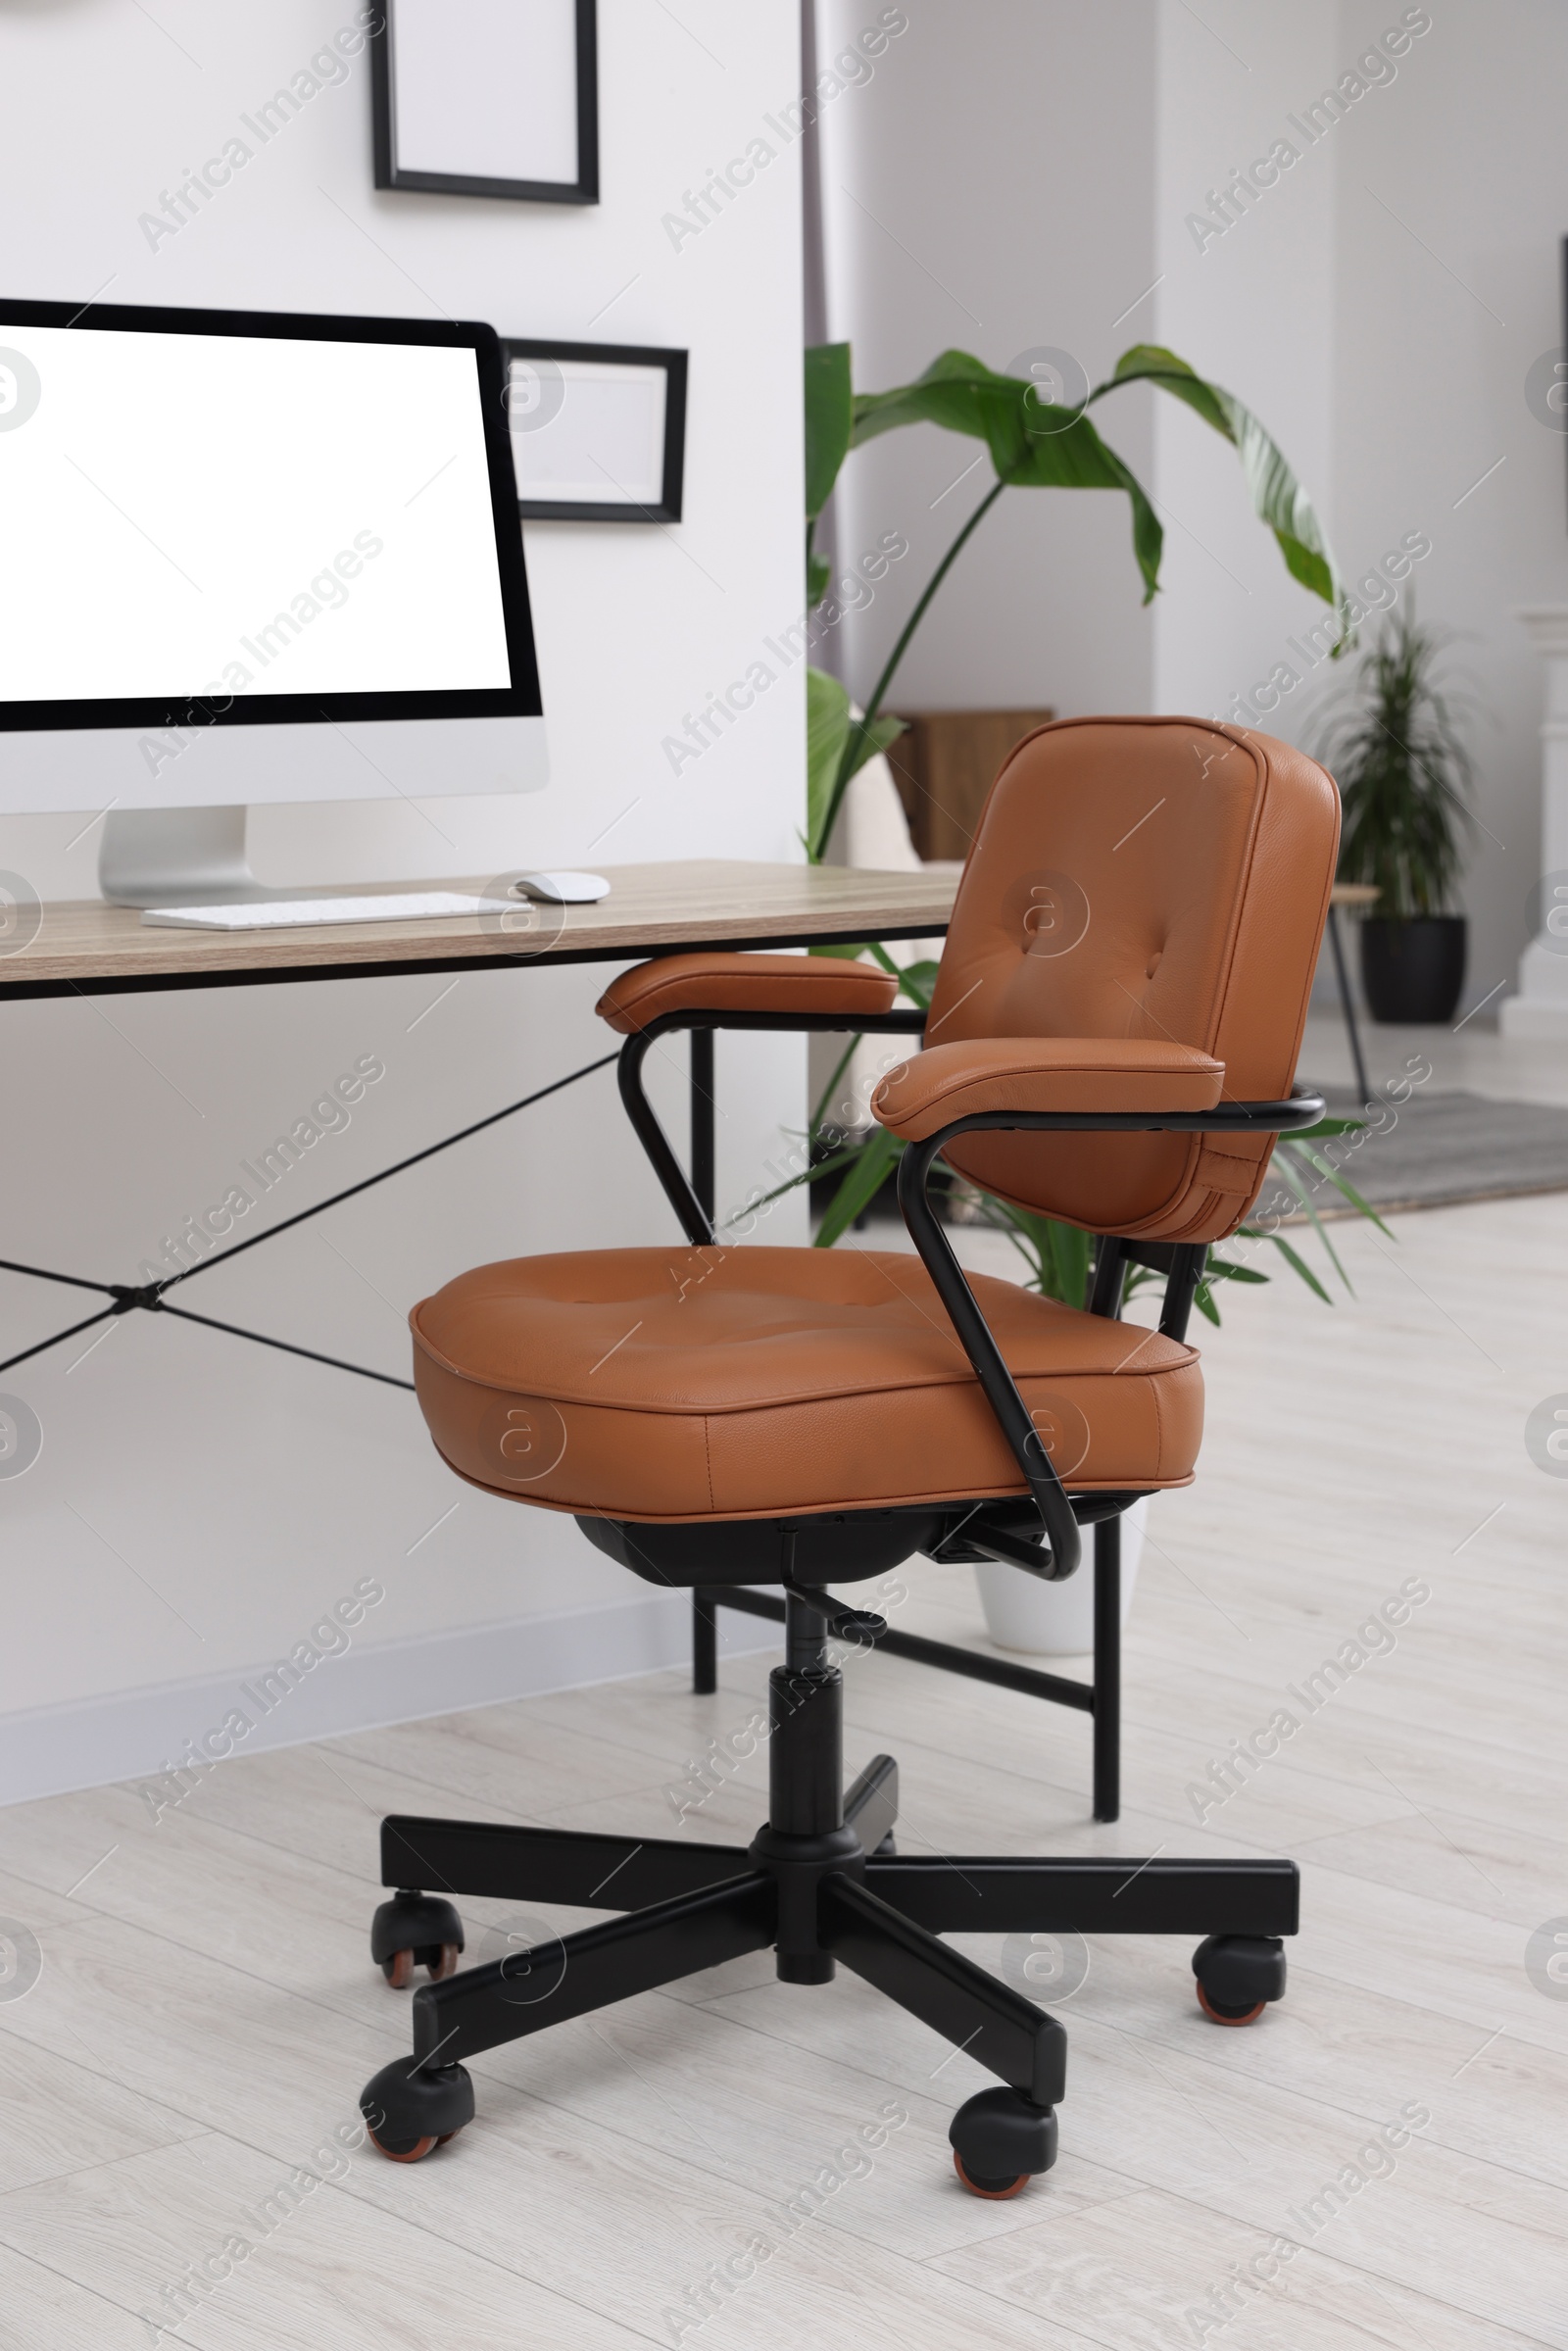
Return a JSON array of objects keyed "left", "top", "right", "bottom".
[{"left": 510, "top": 871, "right": 611, "bottom": 904}]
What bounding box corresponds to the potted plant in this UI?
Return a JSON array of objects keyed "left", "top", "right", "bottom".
[
  {"left": 795, "top": 336, "right": 1351, "bottom": 1232},
  {"left": 1320, "top": 611, "right": 1476, "bottom": 1024},
  {"left": 802, "top": 340, "right": 1348, "bottom": 864}
]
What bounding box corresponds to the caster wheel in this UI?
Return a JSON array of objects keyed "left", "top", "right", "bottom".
[
  {"left": 873, "top": 1833, "right": 897, "bottom": 1857},
  {"left": 1197, "top": 1982, "right": 1267, "bottom": 2026},
  {"left": 1193, "top": 1933, "right": 1285, "bottom": 2027},
  {"left": 368, "top": 2128, "right": 438, "bottom": 2163},
  {"left": 362, "top": 2058, "right": 474, "bottom": 2163},
  {"left": 949, "top": 2086, "right": 1056, "bottom": 2199},
  {"left": 953, "top": 2152, "right": 1029, "bottom": 2199},
  {"left": 371, "top": 1890, "right": 464, "bottom": 1988},
  {"left": 379, "top": 1940, "right": 460, "bottom": 1987}
]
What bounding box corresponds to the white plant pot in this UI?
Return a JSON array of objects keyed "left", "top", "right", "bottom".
[{"left": 974, "top": 1498, "right": 1148, "bottom": 1656}]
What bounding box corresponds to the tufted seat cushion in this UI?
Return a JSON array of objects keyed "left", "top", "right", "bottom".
[{"left": 410, "top": 1246, "right": 1202, "bottom": 1523}]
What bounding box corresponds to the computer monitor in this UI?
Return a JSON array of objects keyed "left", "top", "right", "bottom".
[{"left": 0, "top": 298, "right": 546, "bottom": 901}]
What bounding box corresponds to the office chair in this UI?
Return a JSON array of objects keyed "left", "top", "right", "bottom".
[{"left": 360, "top": 715, "right": 1338, "bottom": 2196}]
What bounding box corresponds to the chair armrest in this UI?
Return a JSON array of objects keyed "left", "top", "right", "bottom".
[
  {"left": 596, "top": 952, "right": 901, "bottom": 1036},
  {"left": 871, "top": 1037, "right": 1225, "bottom": 1141}
]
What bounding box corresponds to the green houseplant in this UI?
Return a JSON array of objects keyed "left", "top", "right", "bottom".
[
  {"left": 794, "top": 337, "right": 1376, "bottom": 1298},
  {"left": 1318, "top": 609, "right": 1476, "bottom": 1023},
  {"left": 803, "top": 340, "right": 1348, "bottom": 863},
  {"left": 783, "top": 341, "right": 1397, "bottom": 1652},
  {"left": 783, "top": 340, "right": 1376, "bottom": 1655}
]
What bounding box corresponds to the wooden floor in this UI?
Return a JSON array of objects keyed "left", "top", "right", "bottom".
[{"left": 0, "top": 1184, "right": 1565, "bottom": 2349}]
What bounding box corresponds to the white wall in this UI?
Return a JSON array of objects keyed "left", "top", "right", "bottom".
[
  {"left": 1148, "top": 0, "right": 1343, "bottom": 1011},
  {"left": 816, "top": 0, "right": 1159, "bottom": 719},
  {"left": 815, "top": 0, "right": 1338, "bottom": 733},
  {"left": 1324, "top": 0, "right": 1568, "bottom": 1013},
  {"left": 1150, "top": 0, "right": 1339, "bottom": 725},
  {"left": 820, "top": 0, "right": 1568, "bottom": 1017},
  {"left": 0, "top": 0, "right": 808, "bottom": 1800},
  {"left": 1152, "top": 0, "right": 1568, "bottom": 1015}
]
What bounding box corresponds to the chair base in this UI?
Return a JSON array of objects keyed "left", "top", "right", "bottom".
[
  {"left": 692, "top": 1523, "right": 1124, "bottom": 1819},
  {"left": 360, "top": 1597, "right": 1297, "bottom": 2188}
]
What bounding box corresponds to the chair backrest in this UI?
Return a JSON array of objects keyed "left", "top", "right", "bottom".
[{"left": 925, "top": 715, "right": 1339, "bottom": 1242}]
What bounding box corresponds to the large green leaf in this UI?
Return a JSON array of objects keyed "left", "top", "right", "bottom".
[
  {"left": 852, "top": 350, "right": 1163, "bottom": 601},
  {"left": 891, "top": 955, "right": 940, "bottom": 1010},
  {"left": 1098, "top": 345, "right": 1344, "bottom": 616},
  {"left": 806, "top": 666, "right": 851, "bottom": 860},
  {"left": 805, "top": 665, "right": 905, "bottom": 861},
  {"left": 813, "top": 1124, "right": 903, "bottom": 1248},
  {"left": 842, "top": 711, "right": 907, "bottom": 805},
  {"left": 805, "top": 343, "right": 854, "bottom": 520},
  {"left": 851, "top": 347, "right": 1007, "bottom": 447},
  {"left": 1288, "top": 1141, "right": 1394, "bottom": 1237},
  {"left": 1262, "top": 1230, "right": 1334, "bottom": 1304},
  {"left": 1265, "top": 1149, "right": 1353, "bottom": 1293}
]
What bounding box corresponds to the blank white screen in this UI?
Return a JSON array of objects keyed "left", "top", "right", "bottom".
[{"left": 0, "top": 323, "right": 514, "bottom": 705}]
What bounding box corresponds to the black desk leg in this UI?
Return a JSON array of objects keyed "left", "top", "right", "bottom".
[
  {"left": 690, "top": 1032, "right": 717, "bottom": 1692},
  {"left": 1326, "top": 905, "right": 1371, "bottom": 1106},
  {"left": 692, "top": 1588, "right": 718, "bottom": 1696},
  {"left": 1093, "top": 1517, "right": 1120, "bottom": 1824},
  {"left": 690, "top": 1027, "right": 715, "bottom": 1227}
]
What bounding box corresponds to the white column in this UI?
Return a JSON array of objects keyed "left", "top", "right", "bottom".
[{"left": 1502, "top": 608, "right": 1568, "bottom": 1041}]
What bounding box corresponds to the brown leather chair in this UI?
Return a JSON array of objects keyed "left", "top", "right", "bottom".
[{"left": 361, "top": 715, "right": 1339, "bottom": 2197}]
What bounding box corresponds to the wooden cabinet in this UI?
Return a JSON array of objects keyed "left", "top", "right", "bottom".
[{"left": 885, "top": 709, "right": 1055, "bottom": 861}]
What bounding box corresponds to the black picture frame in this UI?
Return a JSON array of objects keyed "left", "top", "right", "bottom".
[
  {"left": 370, "top": 0, "right": 599, "bottom": 207},
  {"left": 1561, "top": 233, "right": 1568, "bottom": 524},
  {"left": 502, "top": 339, "right": 688, "bottom": 524}
]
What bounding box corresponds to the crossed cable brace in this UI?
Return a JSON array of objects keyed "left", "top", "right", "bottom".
[{"left": 0, "top": 1052, "right": 618, "bottom": 1394}]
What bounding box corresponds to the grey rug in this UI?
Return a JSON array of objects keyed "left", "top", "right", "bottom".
[{"left": 1256, "top": 1084, "right": 1568, "bottom": 1221}]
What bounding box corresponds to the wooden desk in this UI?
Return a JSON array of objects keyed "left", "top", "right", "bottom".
[
  {"left": 0, "top": 858, "right": 956, "bottom": 1391},
  {"left": 3, "top": 849, "right": 1369, "bottom": 1398},
  {"left": 0, "top": 858, "right": 957, "bottom": 1001}
]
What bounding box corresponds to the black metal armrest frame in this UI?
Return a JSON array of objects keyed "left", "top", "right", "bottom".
[
  {"left": 616, "top": 1005, "right": 925, "bottom": 1247},
  {"left": 614, "top": 1001, "right": 1323, "bottom": 1586},
  {"left": 895, "top": 1087, "right": 1324, "bottom": 1581}
]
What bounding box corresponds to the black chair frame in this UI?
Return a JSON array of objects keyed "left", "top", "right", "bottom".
[
  {"left": 628, "top": 1005, "right": 1322, "bottom": 1821},
  {"left": 358, "top": 1003, "right": 1315, "bottom": 2186}
]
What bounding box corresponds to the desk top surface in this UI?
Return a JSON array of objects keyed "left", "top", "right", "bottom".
[
  {"left": 0, "top": 859, "right": 958, "bottom": 1000},
  {"left": 0, "top": 860, "right": 1371, "bottom": 1001}
]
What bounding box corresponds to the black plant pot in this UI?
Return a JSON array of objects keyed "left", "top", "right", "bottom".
[{"left": 1358, "top": 914, "right": 1467, "bottom": 1024}]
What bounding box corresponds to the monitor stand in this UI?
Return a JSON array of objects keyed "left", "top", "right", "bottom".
[{"left": 99, "top": 807, "right": 266, "bottom": 907}]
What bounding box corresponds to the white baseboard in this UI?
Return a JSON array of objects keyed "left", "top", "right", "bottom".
[
  {"left": 0, "top": 1592, "right": 783, "bottom": 1809},
  {"left": 1499, "top": 996, "right": 1568, "bottom": 1041}
]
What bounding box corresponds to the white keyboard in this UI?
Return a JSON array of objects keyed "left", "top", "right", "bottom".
[{"left": 141, "top": 892, "right": 502, "bottom": 932}]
